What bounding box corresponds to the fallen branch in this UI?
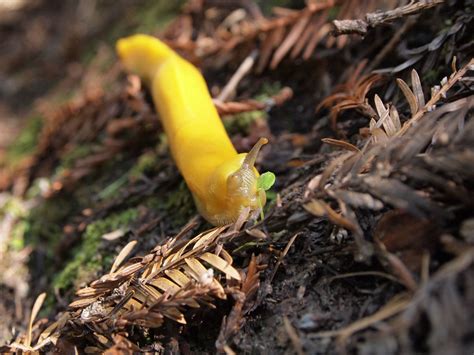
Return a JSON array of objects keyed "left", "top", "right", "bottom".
[{"left": 332, "top": 0, "right": 445, "bottom": 36}]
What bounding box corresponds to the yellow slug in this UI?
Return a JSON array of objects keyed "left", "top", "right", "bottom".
[{"left": 116, "top": 34, "right": 273, "bottom": 226}]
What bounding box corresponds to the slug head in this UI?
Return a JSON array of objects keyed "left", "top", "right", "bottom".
[
  {"left": 198, "top": 137, "right": 275, "bottom": 225},
  {"left": 226, "top": 138, "right": 269, "bottom": 211}
]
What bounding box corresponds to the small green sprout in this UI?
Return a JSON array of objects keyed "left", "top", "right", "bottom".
[
  {"left": 257, "top": 171, "right": 276, "bottom": 220},
  {"left": 257, "top": 171, "right": 276, "bottom": 191}
]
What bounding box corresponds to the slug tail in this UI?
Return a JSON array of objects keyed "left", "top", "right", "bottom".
[{"left": 116, "top": 34, "right": 174, "bottom": 84}]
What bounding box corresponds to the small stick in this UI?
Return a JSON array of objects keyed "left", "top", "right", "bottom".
[
  {"left": 332, "top": 0, "right": 444, "bottom": 36},
  {"left": 269, "top": 232, "right": 300, "bottom": 283},
  {"left": 217, "top": 49, "right": 258, "bottom": 102}
]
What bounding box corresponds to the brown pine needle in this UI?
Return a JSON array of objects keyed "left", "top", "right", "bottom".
[
  {"left": 283, "top": 316, "right": 305, "bottom": 355},
  {"left": 26, "top": 292, "right": 47, "bottom": 347},
  {"left": 270, "top": 232, "right": 300, "bottom": 283},
  {"left": 315, "top": 294, "right": 410, "bottom": 339}
]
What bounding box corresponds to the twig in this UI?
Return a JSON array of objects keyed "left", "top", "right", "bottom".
[
  {"left": 332, "top": 19, "right": 368, "bottom": 36},
  {"left": 332, "top": 0, "right": 445, "bottom": 36},
  {"left": 327, "top": 271, "right": 402, "bottom": 284},
  {"left": 421, "top": 251, "right": 430, "bottom": 285},
  {"left": 385, "top": 252, "right": 418, "bottom": 291},
  {"left": 217, "top": 50, "right": 258, "bottom": 102},
  {"left": 314, "top": 294, "right": 410, "bottom": 339}
]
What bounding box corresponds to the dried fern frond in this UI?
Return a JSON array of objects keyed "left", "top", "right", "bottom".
[
  {"left": 369, "top": 59, "right": 473, "bottom": 139},
  {"left": 62, "top": 224, "right": 249, "bottom": 348},
  {"left": 3, "top": 76, "right": 160, "bottom": 196},
  {"left": 322, "top": 58, "right": 473, "bottom": 139},
  {"left": 5, "top": 221, "right": 256, "bottom": 352},
  {"left": 307, "top": 59, "right": 473, "bottom": 262}
]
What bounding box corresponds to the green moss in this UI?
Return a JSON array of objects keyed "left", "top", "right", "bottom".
[
  {"left": 103, "top": 0, "right": 185, "bottom": 51},
  {"left": 145, "top": 180, "right": 195, "bottom": 227},
  {"left": 0, "top": 196, "right": 25, "bottom": 218},
  {"left": 133, "top": 0, "right": 185, "bottom": 34},
  {"left": 53, "top": 208, "right": 139, "bottom": 291},
  {"left": 75, "top": 0, "right": 185, "bottom": 86},
  {"left": 327, "top": 5, "right": 341, "bottom": 21},
  {"left": 157, "top": 133, "right": 169, "bottom": 153},
  {"left": 24, "top": 196, "right": 73, "bottom": 252},
  {"left": 255, "top": 82, "right": 283, "bottom": 100},
  {"left": 5, "top": 115, "right": 43, "bottom": 167},
  {"left": 0, "top": 196, "right": 27, "bottom": 251},
  {"left": 10, "top": 220, "right": 27, "bottom": 251},
  {"left": 164, "top": 181, "right": 195, "bottom": 226},
  {"left": 223, "top": 82, "right": 283, "bottom": 134},
  {"left": 61, "top": 144, "right": 95, "bottom": 169},
  {"left": 0, "top": 191, "right": 69, "bottom": 263},
  {"left": 24, "top": 178, "right": 48, "bottom": 200},
  {"left": 128, "top": 150, "right": 159, "bottom": 179},
  {"left": 97, "top": 174, "right": 129, "bottom": 200},
  {"left": 265, "top": 190, "right": 277, "bottom": 205},
  {"left": 224, "top": 110, "right": 267, "bottom": 134},
  {"left": 257, "top": 0, "right": 293, "bottom": 15}
]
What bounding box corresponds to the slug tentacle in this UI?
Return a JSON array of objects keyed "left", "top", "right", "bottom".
[
  {"left": 242, "top": 137, "right": 268, "bottom": 168},
  {"left": 116, "top": 34, "right": 273, "bottom": 226}
]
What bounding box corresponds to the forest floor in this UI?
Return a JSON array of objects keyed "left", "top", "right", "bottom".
[{"left": 0, "top": 0, "right": 473, "bottom": 354}]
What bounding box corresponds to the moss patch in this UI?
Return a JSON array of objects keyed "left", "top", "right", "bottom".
[
  {"left": 133, "top": 0, "right": 185, "bottom": 34},
  {"left": 4, "top": 115, "right": 43, "bottom": 167},
  {"left": 53, "top": 208, "right": 139, "bottom": 291},
  {"left": 128, "top": 150, "right": 159, "bottom": 180},
  {"left": 23, "top": 196, "right": 74, "bottom": 253},
  {"left": 223, "top": 82, "right": 283, "bottom": 134},
  {"left": 145, "top": 180, "right": 195, "bottom": 228},
  {"left": 164, "top": 181, "right": 195, "bottom": 227},
  {"left": 61, "top": 144, "right": 96, "bottom": 169},
  {"left": 104, "top": 0, "right": 185, "bottom": 49},
  {"left": 224, "top": 110, "right": 266, "bottom": 134},
  {"left": 0, "top": 196, "right": 27, "bottom": 251}
]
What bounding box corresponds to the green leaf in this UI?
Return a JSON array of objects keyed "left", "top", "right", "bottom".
[{"left": 257, "top": 172, "right": 276, "bottom": 191}]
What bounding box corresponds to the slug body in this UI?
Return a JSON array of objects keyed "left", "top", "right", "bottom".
[{"left": 116, "top": 34, "right": 267, "bottom": 225}]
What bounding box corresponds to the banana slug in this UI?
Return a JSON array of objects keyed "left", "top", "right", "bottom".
[{"left": 116, "top": 34, "right": 273, "bottom": 226}]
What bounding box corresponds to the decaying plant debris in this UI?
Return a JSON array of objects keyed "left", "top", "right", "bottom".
[{"left": 1, "top": 0, "right": 473, "bottom": 353}]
